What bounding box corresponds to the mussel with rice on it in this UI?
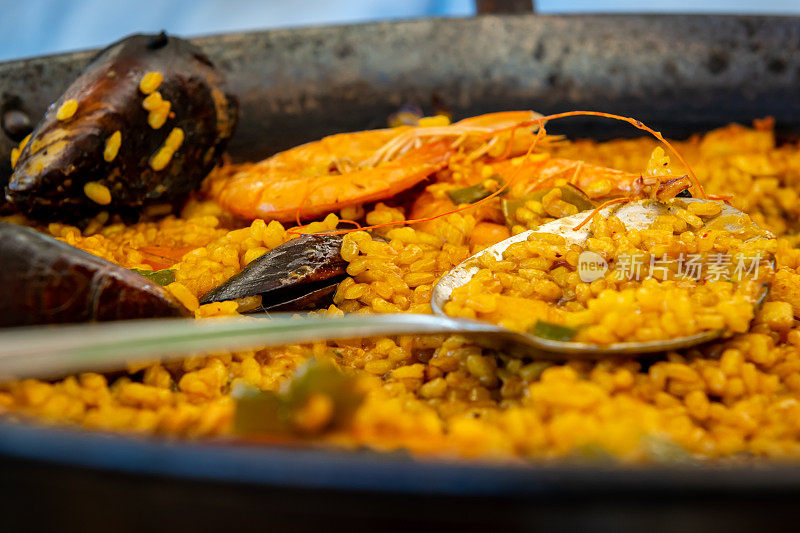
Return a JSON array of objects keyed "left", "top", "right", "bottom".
[{"left": 5, "top": 32, "right": 238, "bottom": 219}]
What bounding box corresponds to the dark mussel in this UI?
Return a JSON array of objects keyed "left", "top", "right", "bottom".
[
  {"left": 6, "top": 32, "right": 238, "bottom": 219},
  {"left": 200, "top": 234, "right": 347, "bottom": 312},
  {"left": 0, "top": 223, "right": 189, "bottom": 326}
]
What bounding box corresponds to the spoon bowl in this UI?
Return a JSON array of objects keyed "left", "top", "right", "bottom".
[{"left": 432, "top": 199, "right": 773, "bottom": 357}]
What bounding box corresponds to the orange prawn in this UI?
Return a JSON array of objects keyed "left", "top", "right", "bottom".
[
  {"left": 204, "top": 111, "right": 544, "bottom": 223},
  {"left": 296, "top": 110, "right": 706, "bottom": 237},
  {"left": 209, "top": 109, "right": 707, "bottom": 238}
]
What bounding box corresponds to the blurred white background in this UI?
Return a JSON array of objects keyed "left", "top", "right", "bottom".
[{"left": 1, "top": 0, "right": 799, "bottom": 61}]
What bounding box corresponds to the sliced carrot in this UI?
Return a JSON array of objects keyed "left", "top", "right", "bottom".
[
  {"left": 137, "top": 245, "right": 195, "bottom": 270},
  {"left": 470, "top": 222, "right": 510, "bottom": 249}
]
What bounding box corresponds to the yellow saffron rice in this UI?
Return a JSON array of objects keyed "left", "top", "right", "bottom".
[{"left": 4, "top": 122, "right": 800, "bottom": 462}]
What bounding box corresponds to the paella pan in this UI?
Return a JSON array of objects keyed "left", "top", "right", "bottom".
[{"left": 3, "top": 13, "right": 800, "bottom": 530}]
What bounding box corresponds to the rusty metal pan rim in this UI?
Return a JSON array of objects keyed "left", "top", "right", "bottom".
[
  {"left": 5, "top": 12, "right": 800, "bottom": 168},
  {"left": 0, "top": 13, "right": 798, "bottom": 66}
]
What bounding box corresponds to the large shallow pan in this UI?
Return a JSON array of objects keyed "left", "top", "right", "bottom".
[{"left": 2, "top": 14, "right": 800, "bottom": 531}]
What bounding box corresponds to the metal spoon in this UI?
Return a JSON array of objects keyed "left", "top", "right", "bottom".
[
  {"left": 431, "top": 198, "right": 773, "bottom": 357},
  {"left": 0, "top": 312, "right": 661, "bottom": 380},
  {"left": 0, "top": 200, "right": 773, "bottom": 380}
]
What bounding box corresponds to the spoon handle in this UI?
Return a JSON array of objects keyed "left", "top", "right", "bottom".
[{"left": 0, "top": 314, "right": 504, "bottom": 380}]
